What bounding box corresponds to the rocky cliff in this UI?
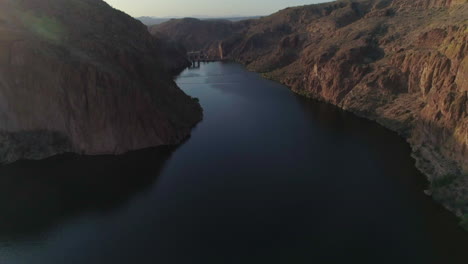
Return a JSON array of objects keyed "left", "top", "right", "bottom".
[
  {"left": 0, "top": 0, "right": 202, "bottom": 162},
  {"left": 152, "top": 0, "right": 468, "bottom": 225},
  {"left": 150, "top": 18, "right": 247, "bottom": 52}
]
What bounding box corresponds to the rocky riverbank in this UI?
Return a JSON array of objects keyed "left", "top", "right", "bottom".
[{"left": 152, "top": 0, "right": 467, "bottom": 227}]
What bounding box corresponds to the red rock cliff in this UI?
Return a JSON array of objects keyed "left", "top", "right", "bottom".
[
  {"left": 0, "top": 0, "right": 202, "bottom": 162},
  {"left": 153, "top": 0, "right": 468, "bottom": 221}
]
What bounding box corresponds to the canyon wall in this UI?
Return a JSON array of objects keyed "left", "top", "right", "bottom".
[
  {"left": 0, "top": 0, "right": 202, "bottom": 162},
  {"left": 152, "top": 0, "right": 468, "bottom": 221}
]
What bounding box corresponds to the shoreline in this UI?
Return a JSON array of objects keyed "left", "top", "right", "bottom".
[{"left": 231, "top": 61, "right": 468, "bottom": 230}]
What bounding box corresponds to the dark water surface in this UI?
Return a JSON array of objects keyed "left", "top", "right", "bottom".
[{"left": 1, "top": 62, "right": 467, "bottom": 264}]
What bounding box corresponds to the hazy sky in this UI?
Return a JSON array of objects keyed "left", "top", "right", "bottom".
[{"left": 104, "top": 0, "right": 327, "bottom": 17}]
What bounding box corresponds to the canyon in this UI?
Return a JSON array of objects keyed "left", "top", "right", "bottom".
[
  {"left": 151, "top": 0, "right": 468, "bottom": 225},
  {"left": 0, "top": 0, "right": 202, "bottom": 162},
  {"left": 0, "top": 1, "right": 468, "bottom": 261}
]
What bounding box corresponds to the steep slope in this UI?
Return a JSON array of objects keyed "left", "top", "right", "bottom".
[
  {"left": 153, "top": 0, "right": 468, "bottom": 224},
  {"left": 150, "top": 17, "right": 249, "bottom": 52},
  {"left": 0, "top": 0, "right": 202, "bottom": 162}
]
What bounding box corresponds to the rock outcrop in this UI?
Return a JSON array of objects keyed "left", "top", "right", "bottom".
[
  {"left": 0, "top": 0, "right": 202, "bottom": 162},
  {"left": 153, "top": 0, "right": 468, "bottom": 224}
]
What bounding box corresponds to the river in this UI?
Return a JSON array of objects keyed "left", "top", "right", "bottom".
[{"left": 0, "top": 62, "right": 467, "bottom": 264}]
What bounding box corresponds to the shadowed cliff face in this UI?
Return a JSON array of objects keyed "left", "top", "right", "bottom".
[
  {"left": 150, "top": 18, "right": 248, "bottom": 53},
  {"left": 152, "top": 0, "right": 467, "bottom": 222},
  {"left": 0, "top": 0, "right": 202, "bottom": 162}
]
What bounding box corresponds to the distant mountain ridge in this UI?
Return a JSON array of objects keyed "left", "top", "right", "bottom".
[{"left": 137, "top": 16, "right": 261, "bottom": 26}]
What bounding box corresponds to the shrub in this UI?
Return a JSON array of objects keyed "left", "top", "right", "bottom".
[
  {"left": 431, "top": 174, "right": 458, "bottom": 189},
  {"left": 460, "top": 215, "right": 468, "bottom": 231}
]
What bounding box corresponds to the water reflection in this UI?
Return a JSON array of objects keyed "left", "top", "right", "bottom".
[
  {"left": 1, "top": 62, "right": 468, "bottom": 264},
  {"left": 0, "top": 146, "right": 174, "bottom": 240}
]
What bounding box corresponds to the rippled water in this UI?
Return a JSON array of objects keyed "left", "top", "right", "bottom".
[{"left": 0, "top": 62, "right": 467, "bottom": 264}]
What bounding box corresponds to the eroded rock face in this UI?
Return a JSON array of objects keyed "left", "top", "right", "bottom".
[
  {"left": 0, "top": 0, "right": 202, "bottom": 162},
  {"left": 153, "top": 0, "right": 467, "bottom": 219},
  {"left": 150, "top": 18, "right": 248, "bottom": 53}
]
